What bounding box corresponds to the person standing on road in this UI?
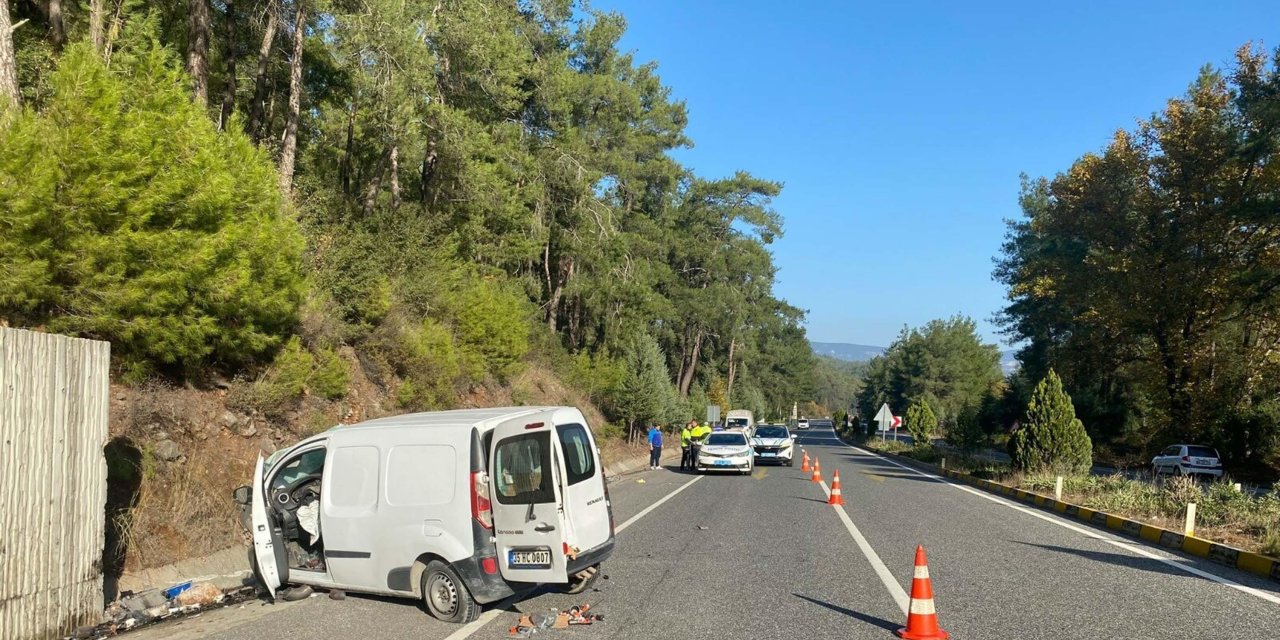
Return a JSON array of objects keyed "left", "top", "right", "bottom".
[
  {"left": 679, "top": 421, "right": 695, "bottom": 470},
  {"left": 648, "top": 424, "right": 663, "bottom": 470}
]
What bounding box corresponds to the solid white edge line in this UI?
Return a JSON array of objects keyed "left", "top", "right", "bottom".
[
  {"left": 445, "top": 474, "right": 705, "bottom": 640},
  {"left": 819, "top": 479, "right": 911, "bottom": 614},
  {"left": 837, "top": 438, "right": 1280, "bottom": 606}
]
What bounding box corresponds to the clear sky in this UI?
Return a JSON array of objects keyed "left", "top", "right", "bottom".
[{"left": 594, "top": 0, "right": 1278, "bottom": 347}]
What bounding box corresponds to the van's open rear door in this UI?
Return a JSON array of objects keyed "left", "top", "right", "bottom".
[
  {"left": 488, "top": 418, "right": 569, "bottom": 584},
  {"left": 250, "top": 455, "right": 283, "bottom": 598}
]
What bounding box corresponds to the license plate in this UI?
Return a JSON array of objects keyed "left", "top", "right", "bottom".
[
  {"left": 1195, "top": 458, "right": 1212, "bottom": 466},
  {"left": 714, "top": 459, "right": 732, "bottom": 466},
  {"left": 760, "top": 452, "right": 776, "bottom": 457},
  {"left": 509, "top": 549, "right": 551, "bottom": 567}
]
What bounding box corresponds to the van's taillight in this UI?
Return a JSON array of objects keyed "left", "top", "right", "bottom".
[{"left": 471, "top": 471, "right": 492, "bottom": 530}]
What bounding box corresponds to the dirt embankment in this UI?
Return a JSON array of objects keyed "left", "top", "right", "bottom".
[{"left": 106, "top": 352, "right": 620, "bottom": 579}]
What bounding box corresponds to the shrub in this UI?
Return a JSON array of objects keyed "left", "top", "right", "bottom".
[
  {"left": 0, "top": 41, "right": 304, "bottom": 375},
  {"left": 373, "top": 316, "right": 461, "bottom": 410},
  {"left": 906, "top": 399, "right": 939, "bottom": 444},
  {"left": 948, "top": 403, "right": 985, "bottom": 452},
  {"left": 1011, "top": 370, "right": 1093, "bottom": 473},
  {"left": 448, "top": 276, "right": 532, "bottom": 380}
]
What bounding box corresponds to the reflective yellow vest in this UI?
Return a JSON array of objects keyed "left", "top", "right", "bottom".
[{"left": 680, "top": 428, "right": 692, "bottom": 446}]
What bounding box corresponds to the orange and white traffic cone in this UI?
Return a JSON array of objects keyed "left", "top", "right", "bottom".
[
  {"left": 811, "top": 457, "right": 823, "bottom": 484},
  {"left": 800, "top": 450, "right": 810, "bottom": 473},
  {"left": 828, "top": 470, "right": 845, "bottom": 506},
  {"left": 896, "top": 545, "right": 949, "bottom": 640}
]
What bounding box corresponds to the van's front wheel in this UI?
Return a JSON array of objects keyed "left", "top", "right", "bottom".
[{"left": 422, "top": 560, "right": 481, "bottom": 623}]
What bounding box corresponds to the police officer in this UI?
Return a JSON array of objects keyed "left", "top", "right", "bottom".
[{"left": 680, "top": 420, "right": 695, "bottom": 471}]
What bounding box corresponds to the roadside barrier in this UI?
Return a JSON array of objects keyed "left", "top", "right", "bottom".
[
  {"left": 896, "top": 545, "right": 949, "bottom": 640},
  {"left": 828, "top": 470, "right": 845, "bottom": 506}
]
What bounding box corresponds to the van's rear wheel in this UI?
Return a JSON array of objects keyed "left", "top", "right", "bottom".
[
  {"left": 562, "top": 564, "right": 600, "bottom": 594},
  {"left": 421, "top": 560, "right": 481, "bottom": 623}
]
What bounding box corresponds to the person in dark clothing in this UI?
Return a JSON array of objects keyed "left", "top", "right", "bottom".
[{"left": 647, "top": 425, "right": 663, "bottom": 469}]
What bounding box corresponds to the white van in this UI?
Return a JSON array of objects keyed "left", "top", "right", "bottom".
[
  {"left": 724, "top": 409, "right": 754, "bottom": 434},
  {"left": 235, "top": 407, "right": 615, "bottom": 623}
]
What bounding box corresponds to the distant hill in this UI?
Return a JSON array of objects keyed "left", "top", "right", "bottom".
[
  {"left": 810, "top": 342, "right": 885, "bottom": 362},
  {"left": 811, "top": 341, "right": 1020, "bottom": 372}
]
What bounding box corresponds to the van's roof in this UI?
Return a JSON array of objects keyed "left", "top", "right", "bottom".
[{"left": 343, "top": 406, "right": 567, "bottom": 432}]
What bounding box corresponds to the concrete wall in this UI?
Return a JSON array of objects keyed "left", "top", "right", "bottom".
[{"left": 0, "top": 328, "right": 111, "bottom": 639}]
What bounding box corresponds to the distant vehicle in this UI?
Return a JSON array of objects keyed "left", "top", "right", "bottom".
[
  {"left": 235, "top": 407, "right": 615, "bottom": 623},
  {"left": 725, "top": 409, "right": 754, "bottom": 434},
  {"left": 796, "top": 418, "right": 810, "bottom": 430},
  {"left": 1152, "top": 444, "right": 1223, "bottom": 478},
  {"left": 696, "top": 431, "right": 754, "bottom": 474},
  {"left": 750, "top": 424, "right": 796, "bottom": 466}
]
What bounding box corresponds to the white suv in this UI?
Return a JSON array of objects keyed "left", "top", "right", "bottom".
[
  {"left": 750, "top": 424, "right": 796, "bottom": 466},
  {"left": 1152, "top": 444, "right": 1224, "bottom": 479}
]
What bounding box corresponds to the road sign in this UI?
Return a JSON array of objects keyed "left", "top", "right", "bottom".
[
  {"left": 706, "top": 405, "right": 721, "bottom": 425},
  {"left": 891, "top": 415, "right": 902, "bottom": 429},
  {"left": 873, "top": 403, "right": 893, "bottom": 427}
]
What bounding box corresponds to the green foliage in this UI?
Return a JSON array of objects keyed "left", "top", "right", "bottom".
[
  {"left": 0, "top": 41, "right": 304, "bottom": 375},
  {"left": 949, "top": 403, "right": 986, "bottom": 452},
  {"left": 1011, "top": 370, "right": 1093, "bottom": 473},
  {"left": 231, "top": 337, "right": 351, "bottom": 415},
  {"left": 706, "top": 377, "right": 729, "bottom": 414},
  {"left": 448, "top": 276, "right": 531, "bottom": 380},
  {"left": 857, "top": 316, "right": 1002, "bottom": 425},
  {"left": 614, "top": 335, "right": 680, "bottom": 438},
  {"left": 905, "top": 399, "right": 939, "bottom": 444}
]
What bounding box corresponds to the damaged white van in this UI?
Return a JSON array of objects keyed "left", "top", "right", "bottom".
[{"left": 233, "top": 407, "right": 615, "bottom": 623}]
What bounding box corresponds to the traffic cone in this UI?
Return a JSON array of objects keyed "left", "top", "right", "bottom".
[
  {"left": 801, "top": 450, "right": 810, "bottom": 473},
  {"left": 896, "top": 545, "right": 949, "bottom": 640},
  {"left": 828, "top": 470, "right": 845, "bottom": 505},
  {"left": 811, "top": 457, "right": 823, "bottom": 484}
]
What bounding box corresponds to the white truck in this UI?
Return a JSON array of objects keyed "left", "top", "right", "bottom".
[{"left": 724, "top": 409, "right": 754, "bottom": 434}]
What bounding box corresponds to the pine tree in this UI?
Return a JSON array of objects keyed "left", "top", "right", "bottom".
[
  {"left": 906, "top": 399, "right": 939, "bottom": 445},
  {"left": 948, "top": 402, "right": 985, "bottom": 452},
  {"left": 1011, "top": 370, "right": 1093, "bottom": 473},
  {"left": 615, "top": 335, "right": 679, "bottom": 441}
]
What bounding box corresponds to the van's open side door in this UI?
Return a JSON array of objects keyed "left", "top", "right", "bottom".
[
  {"left": 488, "top": 419, "right": 569, "bottom": 584},
  {"left": 250, "top": 455, "right": 283, "bottom": 598}
]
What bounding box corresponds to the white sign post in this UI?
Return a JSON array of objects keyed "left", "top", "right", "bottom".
[{"left": 874, "top": 403, "right": 893, "bottom": 442}]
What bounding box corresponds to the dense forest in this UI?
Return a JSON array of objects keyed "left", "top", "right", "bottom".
[
  {"left": 0, "top": 0, "right": 818, "bottom": 436},
  {"left": 996, "top": 46, "right": 1280, "bottom": 474}
]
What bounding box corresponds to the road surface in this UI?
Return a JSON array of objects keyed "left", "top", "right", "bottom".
[{"left": 129, "top": 423, "right": 1280, "bottom": 640}]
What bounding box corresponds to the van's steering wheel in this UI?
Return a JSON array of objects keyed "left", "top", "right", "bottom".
[{"left": 272, "top": 473, "right": 321, "bottom": 511}]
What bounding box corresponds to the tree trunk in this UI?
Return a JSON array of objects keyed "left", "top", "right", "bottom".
[
  {"left": 388, "top": 143, "right": 401, "bottom": 209},
  {"left": 218, "top": 0, "right": 237, "bottom": 130},
  {"left": 248, "top": 0, "right": 278, "bottom": 143},
  {"left": 46, "top": 0, "right": 65, "bottom": 51},
  {"left": 0, "top": 0, "right": 18, "bottom": 109},
  {"left": 678, "top": 328, "right": 704, "bottom": 397},
  {"left": 545, "top": 255, "right": 573, "bottom": 334},
  {"left": 361, "top": 148, "right": 390, "bottom": 216},
  {"left": 726, "top": 336, "right": 737, "bottom": 400},
  {"left": 89, "top": 0, "right": 104, "bottom": 54},
  {"left": 420, "top": 138, "right": 437, "bottom": 203},
  {"left": 186, "top": 0, "right": 211, "bottom": 105},
  {"left": 340, "top": 98, "right": 356, "bottom": 194},
  {"left": 276, "top": 0, "right": 304, "bottom": 196}
]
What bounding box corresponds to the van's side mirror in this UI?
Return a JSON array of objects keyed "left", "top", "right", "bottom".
[
  {"left": 232, "top": 486, "right": 251, "bottom": 505},
  {"left": 790, "top": 434, "right": 797, "bottom": 439}
]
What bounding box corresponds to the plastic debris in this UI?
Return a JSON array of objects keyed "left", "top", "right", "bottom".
[
  {"left": 508, "top": 604, "right": 603, "bottom": 636},
  {"left": 328, "top": 589, "right": 347, "bottom": 600},
  {"left": 280, "top": 585, "right": 314, "bottom": 601}
]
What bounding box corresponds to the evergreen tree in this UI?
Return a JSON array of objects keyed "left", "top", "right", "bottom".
[
  {"left": 906, "top": 399, "right": 938, "bottom": 445},
  {"left": 0, "top": 40, "right": 304, "bottom": 376},
  {"left": 948, "top": 402, "right": 985, "bottom": 452},
  {"left": 1011, "top": 370, "right": 1093, "bottom": 473},
  {"left": 615, "top": 335, "right": 679, "bottom": 441}
]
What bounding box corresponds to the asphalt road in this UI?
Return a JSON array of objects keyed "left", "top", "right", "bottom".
[{"left": 129, "top": 424, "right": 1280, "bottom": 640}]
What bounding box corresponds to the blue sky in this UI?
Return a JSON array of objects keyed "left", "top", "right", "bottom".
[{"left": 594, "top": 0, "right": 1277, "bottom": 347}]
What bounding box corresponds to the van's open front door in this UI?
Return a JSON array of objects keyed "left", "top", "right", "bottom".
[
  {"left": 488, "top": 418, "right": 569, "bottom": 584},
  {"left": 250, "top": 455, "right": 283, "bottom": 598}
]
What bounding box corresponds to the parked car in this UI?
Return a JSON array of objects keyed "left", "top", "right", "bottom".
[
  {"left": 796, "top": 418, "right": 810, "bottom": 430},
  {"left": 696, "top": 430, "right": 755, "bottom": 474},
  {"left": 234, "top": 407, "right": 615, "bottom": 623},
  {"left": 750, "top": 424, "right": 796, "bottom": 466},
  {"left": 1151, "top": 444, "right": 1224, "bottom": 479}
]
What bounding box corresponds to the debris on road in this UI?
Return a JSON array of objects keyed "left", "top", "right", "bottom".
[
  {"left": 328, "top": 589, "right": 347, "bottom": 600},
  {"left": 70, "top": 585, "right": 257, "bottom": 639},
  {"left": 507, "top": 604, "right": 604, "bottom": 636},
  {"left": 279, "top": 585, "right": 314, "bottom": 601}
]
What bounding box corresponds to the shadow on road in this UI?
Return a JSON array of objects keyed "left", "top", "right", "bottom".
[
  {"left": 1009, "top": 540, "right": 1213, "bottom": 582},
  {"left": 792, "top": 496, "right": 830, "bottom": 504},
  {"left": 792, "top": 593, "right": 899, "bottom": 632}
]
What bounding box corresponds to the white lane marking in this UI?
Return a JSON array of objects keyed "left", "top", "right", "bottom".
[
  {"left": 616, "top": 475, "right": 703, "bottom": 533},
  {"left": 842, "top": 443, "right": 1280, "bottom": 606},
  {"left": 445, "top": 474, "right": 704, "bottom": 640},
  {"left": 818, "top": 479, "right": 911, "bottom": 614}
]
